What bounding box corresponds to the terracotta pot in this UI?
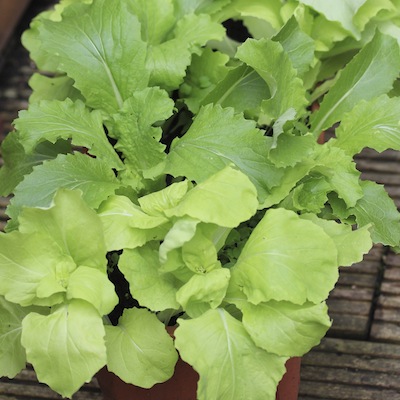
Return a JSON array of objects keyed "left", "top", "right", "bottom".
[{"left": 96, "top": 356, "right": 301, "bottom": 400}]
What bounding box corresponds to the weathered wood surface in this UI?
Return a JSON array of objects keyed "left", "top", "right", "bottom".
[
  {"left": 0, "top": 366, "right": 102, "bottom": 399},
  {"left": 371, "top": 251, "right": 400, "bottom": 343},
  {"left": 299, "top": 338, "right": 400, "bottom": 400}
]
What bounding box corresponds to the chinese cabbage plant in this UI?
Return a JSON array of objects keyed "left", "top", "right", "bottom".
[{"left": 1, "top": 0, "right": 400, "bottom": 399}]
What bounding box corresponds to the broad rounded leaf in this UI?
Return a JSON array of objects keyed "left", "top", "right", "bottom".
[
  {"left": 240, "top": 300, "right": 331, "bottom": 357},
  {"left": 104, "top": 308, "right": 178, "bottom": 388},
  {"left": 175, "top": 308, "right": 287, "bottom": 400},
  {"left": 0, "top": 297, "right": 40, "bottom": 378},
  {"left": 21, "top": 301, "right": 107, "bottom": 398},
  {"left": 166, "top": 166, "right": 258, "bottom": 228},
  {"left": 119, "top": 246, "right": 180, "bottom": 311},
  {"left": 231, "top": 208, "right": 338, "bottom": 304}
]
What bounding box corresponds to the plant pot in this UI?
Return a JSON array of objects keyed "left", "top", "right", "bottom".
[{"left": 96, "top": 357, "right": 301, "bottom": 400}]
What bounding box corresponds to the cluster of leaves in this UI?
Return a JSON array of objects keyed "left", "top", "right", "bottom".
[{"left": 1, "top": 0, "right": 400, "bottom": 399}]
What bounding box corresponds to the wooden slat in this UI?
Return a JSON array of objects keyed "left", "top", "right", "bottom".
[{"left": 299, "top": 338, "right": 400, "bottom": 400}]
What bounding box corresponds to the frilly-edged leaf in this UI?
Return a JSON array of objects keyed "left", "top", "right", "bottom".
[
  {"left": 300, "top": 214, "right": 372, "bottom": 266},
  {"left": 6, "top": 153, "right": 121, "bottom": 226},
  {"left": 144, "top": 10, "right": 225, "bottom": 90},
  {"left": 98, "top": 195, "right": 170, "bottom": 251},
  {"left": 119, "top": 246, "right": 180, "bottom": 311},
  {"left": 166, "top": 104, "right": 283, "bottom": 202},
  {"left": 231, "top": 208, "right": 338, "bottom": 305},
  {"left": 38, "top": 0, "right": 149, "bottom": 113},
  {"left": 175, "top": 308, "right": 287, "bottom": 400},
  {"left": 0, "top": 297, "right": 43, "bottom": 378},
  {"left": 312, "top": 144, "right": 363, "bottom": 207},
  {"left": 180, "top": 48, "right": 231, "bottom": 113},
  {"left": 333, "top": 95, "right": 400, "bottom": 156},
  {"left": 311, "top": 31, "right": 400, "bottom": 133},
  {"left": 110, "top": 88, "right": 174, "bottom": 179},
  {"left": 104, "top": 308, "right": 178, "bottom": 388},
  {"left": 236, "top": 37, "right": 308, "bottom": 124},
  {"left": 21, "top": 300, "right": 106, "bottom": 398},
  {"left": 350, "top": 181, "right": 400, "bottom": 247},
  {"left": 165, "top": 166, "right": 258, "bottom": 228},
  {"left": 240, "top": 300, "right": 331, "bottom": 357},
  {"left": 14, "top": 99, "right": 123, "bottom": 169},
  {"left": 28, "top": 74, "right": 83, "bottom": 104},
  {"left": 300, "top": 0, "right": 367, "bottom": 39},
  {"left": 260, "top": 160, "right": 315, "bottom": 208},
  {"left": 0, "top": 133, "right": 71, "bottom": 197},
  {"left": 269, "top": 132, "right": 317, "bottom": 168},
  {"left": 176, "top": 269, "right": 230, "bottom": 318},
  {"left": 273, "top": 16, "right": 315, "bottom": 78}
]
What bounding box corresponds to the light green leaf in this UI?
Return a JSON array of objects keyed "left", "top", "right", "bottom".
[
  {"left": 67, "top": 267, "right": 118, "bottom": 315},
  {"left": 119, "top": 246, "right": 180, "bottom": 311},
  {"left": 0, "top": 297, "right": 39, "bottom": 378},
  {"left": 159, "top": 217, "right": 200, "bottom": 264},
  {"left": 105, "top": 308, "right": 178, "bottom": 388},
  {"left": 273, "top": 16, "right": 315, "bottom": 78},
  {"left": 175, "top": 308, "right": 287, "bottom": 400},
  {"left": 7, "top": 153, "right": 121, "bottom": 224},
  {"left": 180, "top": 48, "right": 230, "bottom": 113},
  {"left": 146, "top": 13, "right": 225, "bottom": 90},
  {"left": 231, "top": 208, "right": 338, "bottom": 305},
  {"left": 14, "top": 99, "right": 122, "bottom": 169},
  {"left": 166, "top": 104, "right": 283, "bottom": 202},
  {"left": 240, "top": 300, "right": 331, "bottom": 356},
  {"left": 181, "top": 224, "right": 222, "bottom": 274},
  {"left": 214, "top": 0, "right": 283, "bottom": 30},
  {"left": 0, "top": 231, "right": 68, "bottom": 306},
  {"left": 350, "top": 181, "right": 400, "bottom": 246},
  {"left": 0, "top": 190, "right": 109, "bottom": 306},
  {"left": 166, "top": 166, "right": 258, "bottom": 228},
  {"left": 18, "top": 189, "right": 107, "bottom": 270},
  {"left": 127, "top": 0, "right": 176, "bottom": 44},
  {"left": 0, "top": 133, "right": 71, "bottom": 197},
  {"left": 138, "top": 180, "right": 190, "bottom": 217},
  {"left": 300, "top": 214, "right": 372, "bottom": 267},
  {"left": 236, "top": 38, "right": 308, "bottom": 124},
  {"left": 98, "top": 195, "right": 170, "bottom": 251},
  {"left": 353, "top": 0, "right": 396, "bottom": 31},
  {"left": 174, "top": 0, "right": 231, "bottom": 17},
  {"left": 111, "top": 88, "right": 174, "bottom": 178},
  {"left": 260, "top": 160, "right": 315, "bottom": 208},
  {"left": 269, "top": 132, "right": 317, "bottom": 168},
  {"left": 176, "top": 268, "right": 230, "bottom": 318},
  {"left": 300, "top": 0, "right": 367, "bottom": 39},
  {"left": 200, "top": 64, "right": 271, "bottom": 118},
  {"left": 38, "top": 0, "right": 149, "bottom": 113},
  {"left": 311, "top": 32, "right": 400, "bottom": 133},
  {"left": 21, "top": 301, "right": 107, "bottom": 398},
  {"left": 28, "top": 74, "right": 83, "bottom": 104},
  {"left": 313, "top": 144, "right": 363, "bottom": 207},
  {"left": 333, "top": 95, "right": 400, "bottom": 156}
]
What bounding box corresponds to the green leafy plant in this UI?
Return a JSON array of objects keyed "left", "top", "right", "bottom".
[{"left": 1, "top": 0, "right": 400, "bottom": 399}]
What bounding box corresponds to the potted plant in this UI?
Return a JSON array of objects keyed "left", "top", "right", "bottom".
[{"left": 1, "top": 1, "right": 400, "bottom": 399}]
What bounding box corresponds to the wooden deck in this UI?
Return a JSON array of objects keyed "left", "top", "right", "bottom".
[{"left": 1, "top": 1, "right": 400, "bottom": 399}]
